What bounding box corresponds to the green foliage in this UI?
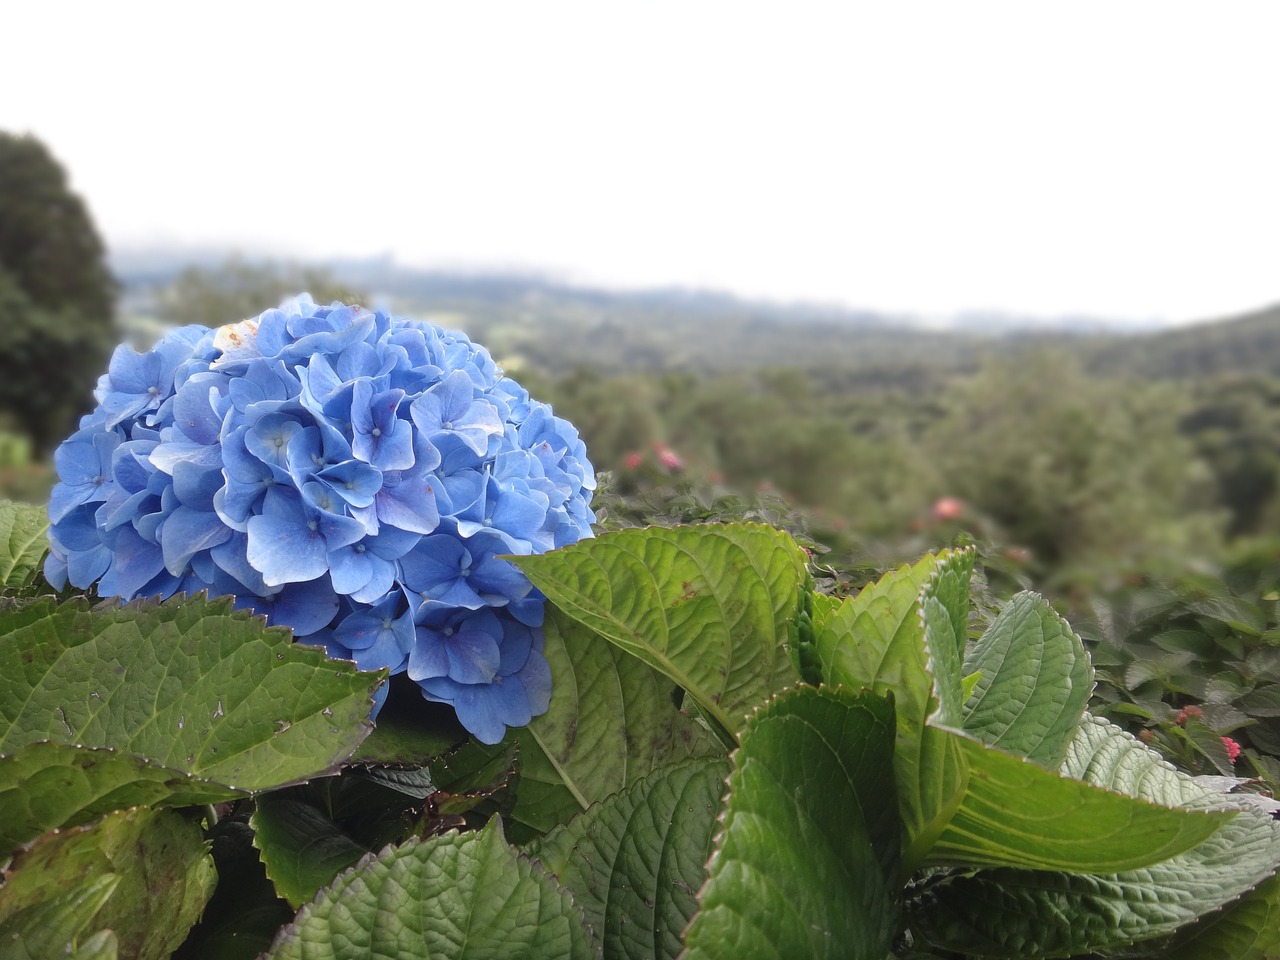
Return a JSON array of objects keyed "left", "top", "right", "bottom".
[
  {"left": 531, "top": 758, "right": 729, "bottom": 960},
  {"left": 1180, "top": 376, "right": 1280, "bottom": 537},
  {"left": 510, "top": 524, "right": 1280, "bottom": 956},
  {"left": 1076, "top": 558, "right": 1280, "bottom": 780},
  {"left": 0, "top": 806, "right": 215, "bottom": 960},
  {"left": 14, "top": 471, "right": 1280, "bottom": 956},
  {"left": 0, "top": 131, "right": 115, "bottom": 452},
  {"left": 1157, "top": 870, "right": 1280, "bottom": 959},
  {"left": 262, "top": 819, "right": 596, "bottom": 960},
  {"left": 514, "top": 523, "right": 810, "bottom": 740},
  {"left": 928, "top": 731, "right": 1231, "bottom": 872},
  {"left": 923, "top": 351, "right": 1223, "bottom": 581},
  {"left": 0, "top": 593, "right": 385, "bottom": 851},
  {"left": 0, "top": 741, "right": 249, "bottom": 852},
  {"left": 250, "top": 790, "right": 373, "bottom": 909},
  {"left": 962, "top": 591, "right": 1094, "bottom": 766},
  {"left": 483, "top": 607, "right": 721, "bottom": 839},
  {"left": 683, "top": 687, "right": 901, "bottom": 960},
  {"left": 0, "top": 875, "right": 121, "bottom": 960},
  {"left": 0, "top": 498, "right": 49, "bottom": 591},
  {"left": 812, "top": 552, "right": 969, "bottom": 861}
]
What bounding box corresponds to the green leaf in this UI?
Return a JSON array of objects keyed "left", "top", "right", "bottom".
[
  {"left": 0, "top": 806, "right": 216, "bottom": 960},
  {"left": 1061, "top": 715, "right": 1222, "bottom": 808},
  {"left": 1189, "top": 595, "right": 1266, "bottom": 636},
  {"left": 961, "top": 591, "right": 1094, "bottom": 767},
  {"left": 429, "top": 737, "right": 520, "bottom": 819},
  {"left": 911, "top": 810, "right": 1280, "bottom": 957},
  {"left": 0, "top": 874, "right": 119, "bottom": 960},
  {"left": 514, "top": 523, "right": 809, "bottom": 739},
  {"left": 928, "top": 730, "right": 1234, "bottom": 871},
  {"left": 263, "top": 818, "right": 596, "bottom": 960},
  {"left": 813, "top": 553, "right": 969, "bottom": 868},
  {"left": 1157, "top": 870, "right": 1280, "bottom": 959},
  {"left": 683, "top": 686, "right": 901, "bottom": 960},
  {"left": 919, "top": 547, "right": 974, "bottom": 725},
  {"left": 251, "top": 790, "right": 372, "bottom": 909},
  {"left": 916, "top": 714, "right": 1280, "bottom": 955},
  {"left": 67, "top": 930, "right": 120, "bottom": 960},
  {"left": 0, "top": 499, "right": 48, "bottom": 590},
  {"left": 0, "top": 594, "right": 383, "bottom": 790},
  {"left": 0, "top": 741, "right": 248, "bottom": 852},
  {"left": 350, "top": 764, "right": 438, "bottom": 799},
  {"left": 529, "top": 758, "right": 730, "bottom": 960},
  {"left": 506, "top": 607, "right": 722, "bottom": 837}
]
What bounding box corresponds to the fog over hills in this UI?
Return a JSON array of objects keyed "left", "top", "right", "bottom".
[{"left": 110, "top": 247, "right": 1177, "bottom": 337}]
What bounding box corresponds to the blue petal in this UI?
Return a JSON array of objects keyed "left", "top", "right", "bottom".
[
  {"left": 407, "top": 628, "right": 450, "bottom": 681},
  {"left": 374, "top": 473, "right": 440, "bottom": 535},
  {"left": 238, "top": 577, "right": 340, "bottom": 637},
  {"left": 328, "top": 543, "right": 374, "bottom": 596},
  {"left": 443, "top": 622, "right": 501, "bottom": 684},
  {"left": 316, "top": 460, "right": 383, "bottom": 508},
  {"left": 161, "top": 505, "right": 232, "bottom": 575},
  {"left": 246, "top": 513, "right": 328, "bottom": 585},
  {"left": 98, "top": 525, "right": 167, "bottom": 599}
]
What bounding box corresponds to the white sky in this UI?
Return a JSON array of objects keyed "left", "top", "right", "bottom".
[{"left": 2, "top": 1, "right": 1278, "bottom": 325}]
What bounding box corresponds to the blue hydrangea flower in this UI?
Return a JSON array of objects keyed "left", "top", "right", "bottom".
[{"left": 45, "top": 295, "right": 596, "bottom": 743}]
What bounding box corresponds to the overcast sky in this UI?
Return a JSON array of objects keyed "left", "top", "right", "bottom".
[{"left": 3, "top": 2, "right": 1277, "bottom": 325}]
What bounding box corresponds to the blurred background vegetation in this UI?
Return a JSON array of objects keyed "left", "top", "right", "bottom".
[{"left": 7, "top": 130, "right": 1280, "bottom": 785}]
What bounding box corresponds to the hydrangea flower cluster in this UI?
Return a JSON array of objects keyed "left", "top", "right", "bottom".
[{"left": 45, "top": 296, "right": 596, "bottom": 743}]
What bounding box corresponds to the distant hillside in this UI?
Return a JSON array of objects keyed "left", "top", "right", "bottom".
[
  {"left": 111, "top": 250, "right": 1017, "bottom": 386},
  {"left": 1078, "top": 304, "right": 1280, "bottom": 380},
  {"left": 111, "top": 249, "right": 1280, "bottom": 386}
]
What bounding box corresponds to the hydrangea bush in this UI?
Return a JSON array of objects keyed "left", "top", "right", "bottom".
[{"left": 44, "top": 295, "right": 596, "bottom": 742}]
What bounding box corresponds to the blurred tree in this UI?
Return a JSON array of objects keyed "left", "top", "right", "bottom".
[
  {"left": 1181, "top": 376, "right": 1280, "bottom": 538},
  {"left": 0, "top": 131, "right": 116, "bottom": 452},
  {"left": 924, "top": 350, "right": 1224, "bottom": 584},
  {"left": 152, "top": 256, "right": 367, "bottom": 328}
]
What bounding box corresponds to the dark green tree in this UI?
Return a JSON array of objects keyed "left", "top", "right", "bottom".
[{"left": 0, "top": 132, "right": 116, "bottom": 452}]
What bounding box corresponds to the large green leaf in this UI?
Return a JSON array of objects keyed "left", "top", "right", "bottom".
[
  {"left": 683, "top": 686, "right": 901, "bottom": 960},
  {"left": 0, "top": 499, "right": 48, "bottom": 590},
  {"left": 0, "top": 806, "right": 216, "bottom": 960},
  {"left": 0, "top": 594, "right": 383, "bottom": 790},
  {"left": 914, "top": 717, "right": 1280, "bottom": 956},
  {"left": 928, "top": 730, "right": 1234, "bottom": 871},
  {"left": 530, "top": 758, "right": 729, "bottom": 960},
  {"left": 263, "top": 818, "right": 596, "bottom": 960},
  {"left": 962, "top": 591, "right": 1094, "bottom": 767},
  {"left": 506, "top": 607, "right": 722, "bottom": 837},
  {"left": 0, "top": 741, "right": 248, "bottom": 852},
  {"left": 813, "top": 552, "right": 970, "bottom": 868},
  {"left": 513, "top": 523, "right": 809, "bottom": 739},
  {"left": 1055, "top": 715, "right": 1280, "bottom": 958},
  {"left": 911, "top": 809, "right": 1280, "bottom": 958}
]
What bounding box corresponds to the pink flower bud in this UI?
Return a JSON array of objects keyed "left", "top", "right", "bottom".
[{"left": 931, "top": 497, "right": 965, "bottom": 521}]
